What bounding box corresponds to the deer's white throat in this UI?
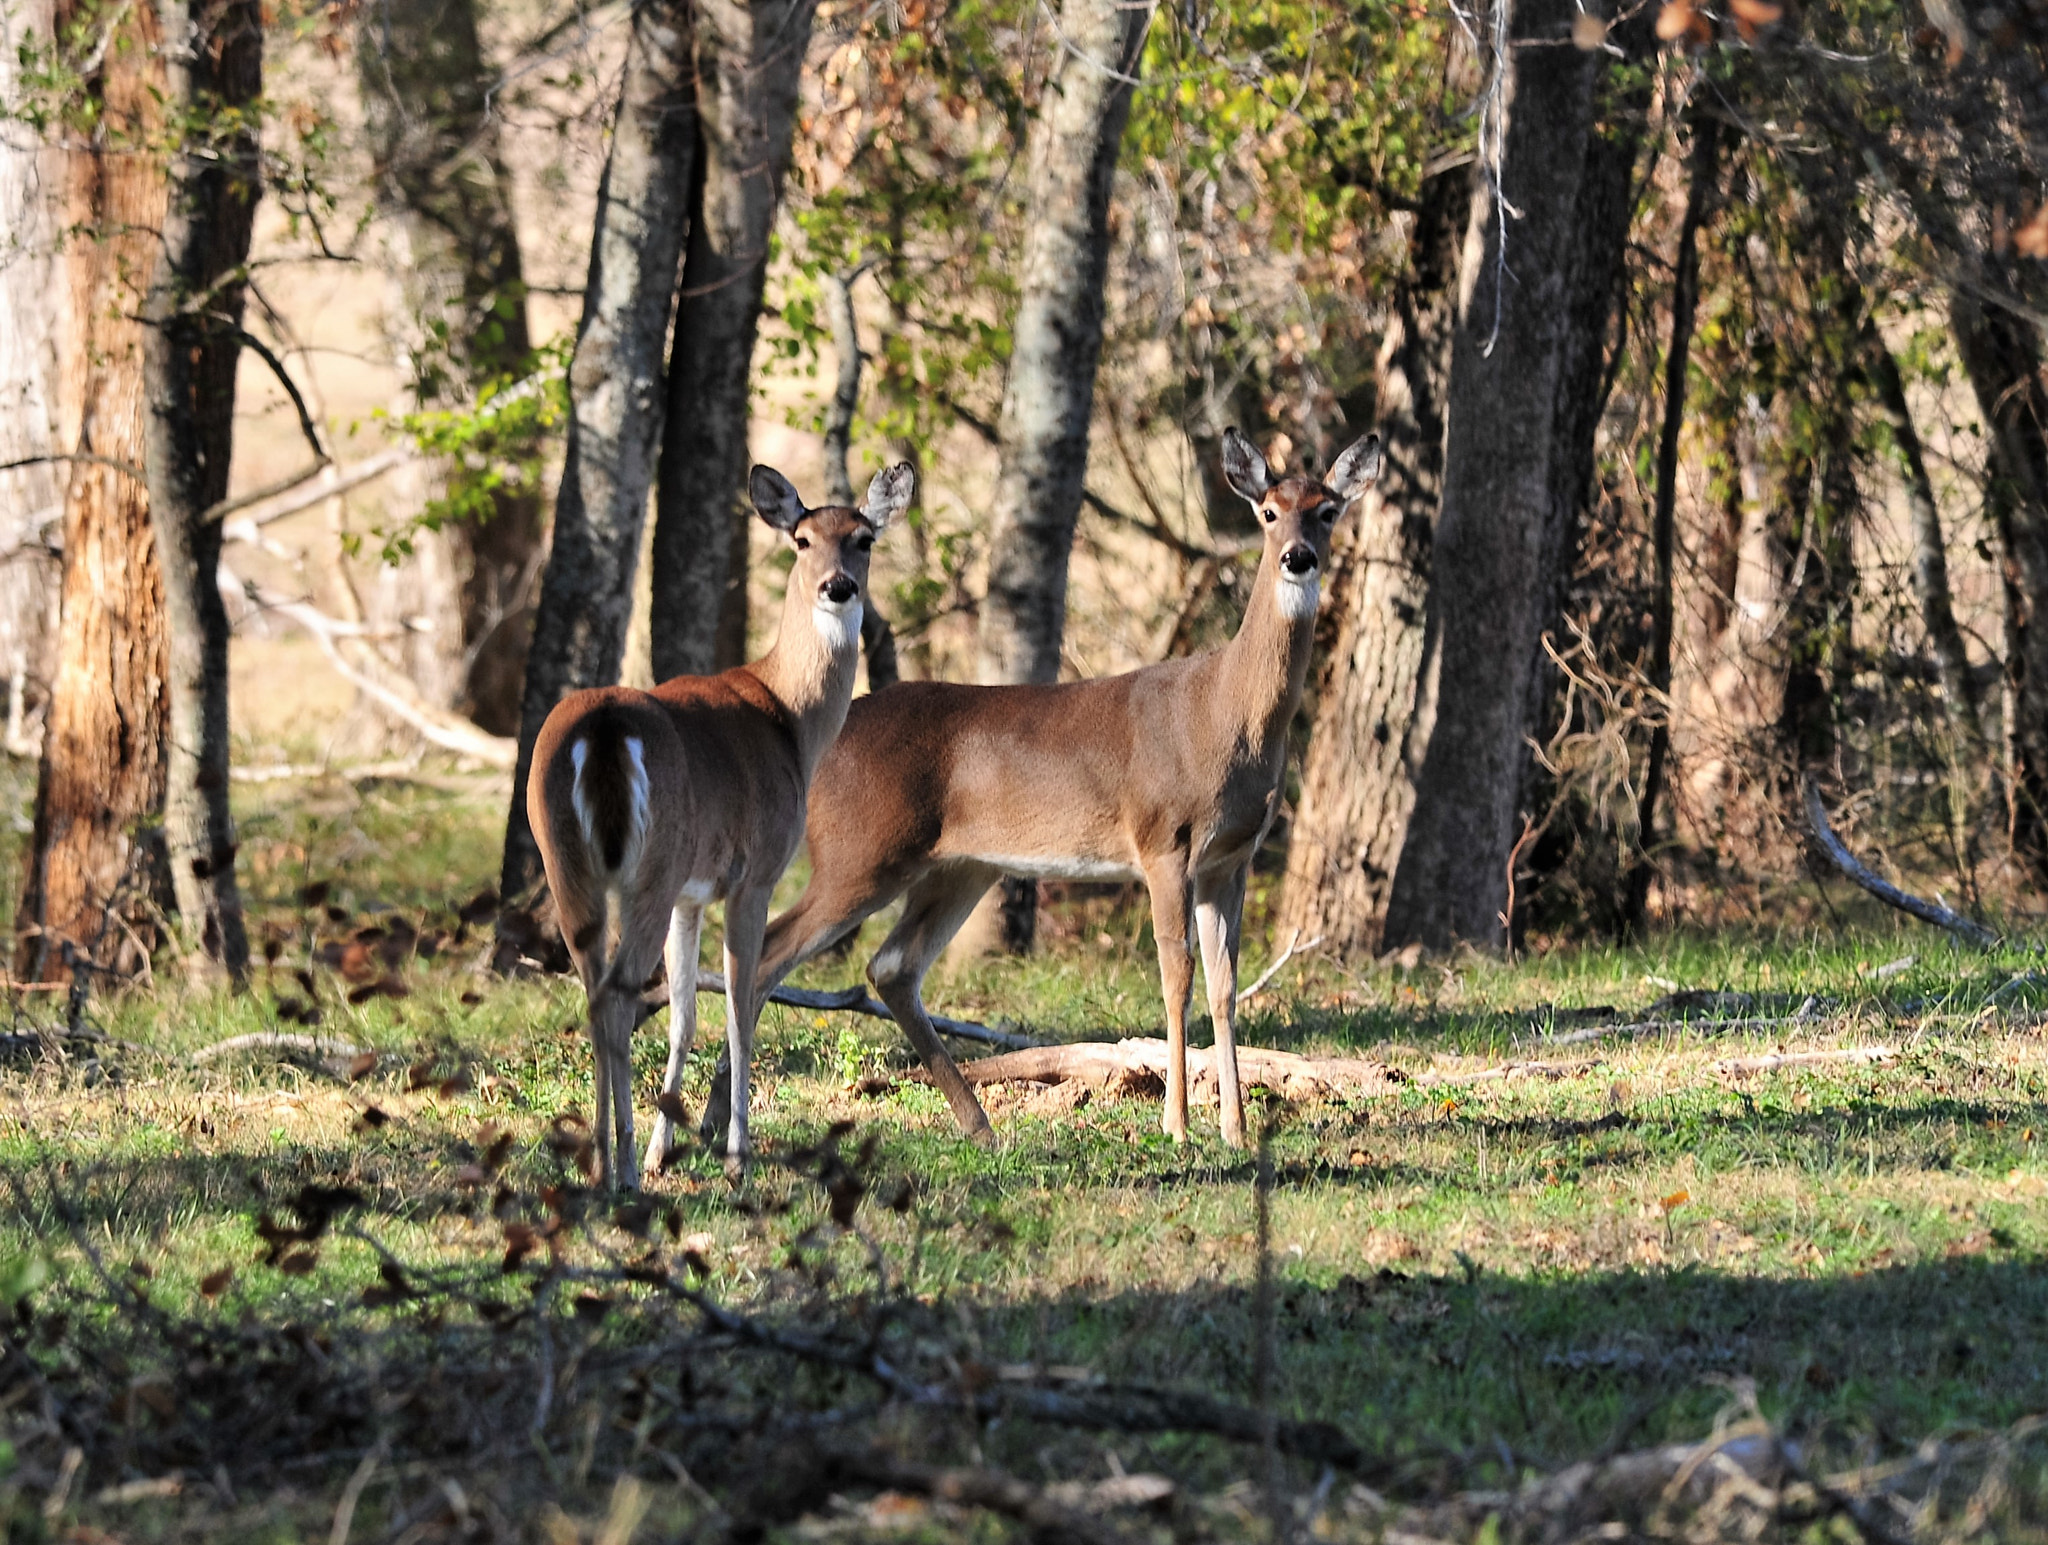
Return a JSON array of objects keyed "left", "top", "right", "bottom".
[
  {"left": 814, "top": 598, "right": 863, "bottom": 653},
  {"left": 1275, "top": 572, "right": 1321, "bottom": 622}
]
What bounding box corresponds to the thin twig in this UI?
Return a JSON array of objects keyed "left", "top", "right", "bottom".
[{"left": 1237, "top": 931, "right": 1321, "bottom": 1007}]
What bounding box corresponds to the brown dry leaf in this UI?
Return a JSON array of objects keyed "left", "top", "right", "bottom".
[
  {"left": 346, "top": 1051, "right": 378, "bottom": 1081},
  {"left": 1655, "top": 0, "right": 1695, "bottom": 39},
  {"left": 2015, "top": 205, "right": 2048, "bottom": 260},
  {"left": 1571, "top": 10, "right": 1607, "bottom": 48},
  {"left": 1728, "top": 0, "right": 1781, "bottom": 21},
  {"left": 277, "top": 1248, "right": 318, "bottom": 1276},
  {"left": 198, "top": 1267, "right": 234, "bottom": 1299}
]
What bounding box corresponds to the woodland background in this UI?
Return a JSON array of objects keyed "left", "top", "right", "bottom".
[{"left": 0, "top": 0, "right": 2041, "bottom": 979}]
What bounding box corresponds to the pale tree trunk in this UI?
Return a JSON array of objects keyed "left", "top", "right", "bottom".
[
  {"left": 648, "top": 0, "right": 821, "bottom": 681},
  {"left": 1953, "top": 283, "right": 2048, "bottom": 882},
  {"left": 0, "top": 0, "right": 66, "bottom": 758},
  {"left": 976, "top": 0, "right": 1153, "bottom": 951},
  {"left": 822, "top": 266, "right": 900, "bottom": 690},
  {"left": 1381, "top": 0, "right": 1648, "bottom": 952},
  {"left": 1275, "top": 169, "right": 1461, "bottom": 957},
  {"left": 500, "top": 0, "right": 698, "bottom": 899},
  {"left": 143, "top": 0, "right": 262, "bottom": 982},
  {"left": 357, "top": 0, "right": 544, "bottom": 736},
  {"left": 17, "top": 0, "right": 171, "bottom": 984}
]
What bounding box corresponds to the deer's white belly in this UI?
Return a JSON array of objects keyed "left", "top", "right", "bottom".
[{"left": 971, "top": 853, "right": 1144, "bottom": 883}]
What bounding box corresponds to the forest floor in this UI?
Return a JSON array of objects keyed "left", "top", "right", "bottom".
[{"left": 4, "top": 763, "right": 2048, "bottom": 1541}]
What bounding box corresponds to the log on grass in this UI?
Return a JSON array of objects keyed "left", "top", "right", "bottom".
[{"left": 934, "top": 1039, "right": 1406, "bottom": 1101}]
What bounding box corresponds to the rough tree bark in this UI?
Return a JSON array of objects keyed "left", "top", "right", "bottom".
[
  {"left": 0, "top": 0, "right": 66, "bottom": 756},
  {"left": 16, "top": 0, "right": 172, "bottom": 984},
  {"left": 357, "top": 0, "right": 544, "bottom": 735},
  {"left": 648, "top": 0, "right": 822, "bottom": 682},
  {"left": 1953, "top": 284, "right": 2048, "bottom": 881},
  {"left": 1623, "top": 111, "right": 1719, "bottom": 933},
  {"left": 499, "top": 0, "right": 698, "bottom": 899},
  {"left": 1381, "top": 0, "right": 1648, "bottom": 952},
  {"left": 975, "top": 0, "right": 1153, "bottom": 952},
  {"left": 142, "top": 0, "right": 263, "bottom": 982},
  {"left": 1274, "top": 170, "right": 1461, "bottom": 957}
]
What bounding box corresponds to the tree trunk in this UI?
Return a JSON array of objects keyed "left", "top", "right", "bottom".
[
  {"left": 1865, "top": 323, "right": 1983, "bottom": 754},
  {"left": 1623, "top": 112, "right": 1719, "bottom": 933},
  {"left": 975, "top": 0, "right": 1152, "bottom": 953},
  {"left": 1274, "top": 169, "right": 1462, "bottom": 957},
  {"left": 975, "top": 0, "right": 1154, "bottom": 690},
  {"left": 16, "top": 0, "right": 172, "bottom": 984},
  {"left": 822, "top": 266, "right": 901, "bottom": 691},
  {"left": 0, "top": 0, "right": 66, "bottom": 762},
  {"left": 648, "top": 0, "right": 822, "bottom": 682},
  {"left": 1953, "top": 284, "right": 2048, "bottom": 881},
  {"left": 142, "top": 0, "right": 263, "bottom": 982},
  {"left": 1381, "top": 0, "right": 1647, "bottom": 953},
  {"left": 499, "top": 0, "right": 698, "bottom": 900},
  {"left": 357, "top": 0, "right": 543, "bottom": 736}
]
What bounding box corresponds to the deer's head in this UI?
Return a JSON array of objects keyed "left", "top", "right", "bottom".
[
  {"left": 748, "top": 463, "right": 914, "bottom": 652},
  {"left": 1221, "top": 429, "right": 1382, "bottom": 622}
]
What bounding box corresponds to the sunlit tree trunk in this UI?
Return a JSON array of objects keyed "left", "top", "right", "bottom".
[
  {"left": 1275, "top": 170, "right": 1461, "bottom": 957},
  {"left": 975, "top": 0, "right": 1153, "bottom": 951},
  {"left": 1381, "top": 0, "right": 1648, "bottom": 952},
  {"left": 357, "top": 0, "right": 543, "bottom": 735},
  {"left": 500, "top": 0, "right": 697, "bottom": 899},
  {"left": 143, "top": 0, "right": 263, "bottom": 982},
  {"left": 648, "top": 0, "right": 821, "bottom": 681},
  {"left": 16, "top": 0, "right": 171, "bottom": 984}
]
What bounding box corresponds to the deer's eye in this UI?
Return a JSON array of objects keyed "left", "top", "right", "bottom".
[
  {"left": 795, "top": 535, "right": 811, "bottom": 551},
  {"left": 855, "top": 535, "right": 873, "bottom": 552},
  {"left": 1262, "top": 508, "right": 1276, "bottom": 525}
]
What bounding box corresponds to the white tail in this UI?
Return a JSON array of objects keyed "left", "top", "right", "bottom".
[
  {"left": 753, "top": 430, "right": 1381, "bottom": 1148},
  {"left": 529, "top": 463, "right": 912, "bottom": 1187}
]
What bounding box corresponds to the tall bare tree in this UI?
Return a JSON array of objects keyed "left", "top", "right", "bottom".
[
  {"left": 16, "top": 0, "right": 172, "bottom": 983},
  {"left": 974, "top": 0, "right": 1153, "bottom": 950},
  {"left": 648, "top": 0, "right": 822, "bottom": 682},
  {"left": 1275, "top": 171, "right": 1461, "bottom": 957},
  {"left": 1381, "top": 0, "right": 1649, "bottom": 952},
  {"left": 500, "top": 0, "right": 698, "bottom": 899},
  {"left": 357, "top": 0, "right": 543, "bottom": 735}
]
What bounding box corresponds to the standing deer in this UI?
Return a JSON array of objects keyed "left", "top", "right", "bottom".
[
  {"left": 529, "top": 463, "right": 910, "bottom": 1186},
  {"left": 738, "top": 429, "right": 1380, "bottom": 1148}
]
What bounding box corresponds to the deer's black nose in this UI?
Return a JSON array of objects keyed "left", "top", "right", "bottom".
[
  {"left": 822, "top": 574, "right": 858, "bottom": 604},
  {"left": 1280, "top": 545, "right": 1318, "bottom": 577}
]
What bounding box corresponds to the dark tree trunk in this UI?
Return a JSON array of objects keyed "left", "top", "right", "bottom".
[
  {"left": 143, "top": 0, "right": 263, "bottom": 983},
  {"left": 1623, "top": 112, "right": 1719, "bottom": 933},
  {"left": 17, "top": 0, "right": 171, "bottom": 984},
  {"left": 975, "top": 0, "right": 1152, "bottom": 953},
  {"left": 649, "top": 0, "right": 821, "bottom": 682},
  {"left": 1381, "top": 0, "right": 1649, "bottom": 953},
  {"left": 499, "top": 0, "right": 698, "bottom": 899},
  {"left": 357, "top": 0, "right": 543, "bottom": 736},
  {"left": 1954, "top": 285, "right": 2048, "bottom": 881},
  {"left": 1275, "top": 169, "right": 1462, "bottom": 957}
]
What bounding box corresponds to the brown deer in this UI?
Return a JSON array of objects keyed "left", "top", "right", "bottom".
[
  {"left": 742, "top": 428, "right": 1380, "bottom": 1148},
  {"left": 528, "top": 462, "right": 910, "bottom": 1186}
]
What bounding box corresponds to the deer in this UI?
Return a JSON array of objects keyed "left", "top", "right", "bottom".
[
  {"left": 528, "top": 461, "right": 911, "bottom": 1187},
  {"left": 726, "top": 428, "right": 1381, "bottom": 1149}
]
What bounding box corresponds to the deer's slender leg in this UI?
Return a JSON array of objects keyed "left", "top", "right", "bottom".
[
  {"left": 721, "top": 885, "right": 774, "bottom": 1178},
  {"left": 562, "top": 887, "right": 617, "bottom": 1186},
  {"left": 1145, "top": 854, "right": 1195, "bottom": 1141},
  {"left": 1196, "top": 866, "right": 1249, "bottom": 1148},
  {"left": 866, "top": 864, "right": 998, "bottom": 1144},
  {"left": 643, "top": 902, "right": 704, "bottom": 1177}
]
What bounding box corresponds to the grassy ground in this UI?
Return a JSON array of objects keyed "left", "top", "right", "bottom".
[{"left": 4, "top": 766, "right": 2048, "bottom": 1541}]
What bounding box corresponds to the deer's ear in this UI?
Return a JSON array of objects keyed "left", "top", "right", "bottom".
[
  {"left": 861, "top": 463, "right": 914, "bottom": 532},
  {"left": 1325, "top": 433, "right": 1383, "bottom": 505},
  {"left": 1221, "top": 428, "right": 1271, "bottom": 503},
  {"left": 749, "top": 466, "right": 806, "bottom": 531}
]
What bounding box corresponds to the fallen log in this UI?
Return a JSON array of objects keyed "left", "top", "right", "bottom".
[
  {"left": 1803, "top": 778, "right": 1998, "bottom": 947},
  {"left": 1713, "top": 1045, "right": 1895, "bottom": 1076},
  {"left": 928, "top": 1038, "right": 1405, "bottom": 1101}
]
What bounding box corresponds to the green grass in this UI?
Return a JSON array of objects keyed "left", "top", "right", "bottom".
[{"left": 5, "top": 771, "right": 2048, "bottom": 1540}]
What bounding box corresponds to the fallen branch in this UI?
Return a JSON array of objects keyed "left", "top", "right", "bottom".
[
  {"left": 1804, "top": 778, "right": 1999, "bottom": 947},
  {"left": 928, "top": 1038, "right": 1404, "bottom": 1102},
  {"left": 1412, "top": 1056, "right": 1605, "bottom": 1087},
  {"left": 1236, "top": 931, "right": 1321, "bottom": 1006},
  {"left": 692, "top": 971, "right": 1041, "bottom": 1051},
  {"left": 190, "top": 1032, "right": 371, "bottom": 1065},
  {"left": 1713, "top": 1045, "right": 1895, "bottom": 1076},
  {"left": 1544, "top": 1011, "right": 1821, "bottom": 1048},
  {"left": 830, "top": 1453, "right": 1157, "bottom": 1545}
]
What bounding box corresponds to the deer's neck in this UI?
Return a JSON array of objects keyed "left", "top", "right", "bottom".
[
  {"left": 745, "top": 588, "right": 864, "bottom": 777},
  {"left": 1214, "top": 546, "right": 1320, "bottom": 758}
]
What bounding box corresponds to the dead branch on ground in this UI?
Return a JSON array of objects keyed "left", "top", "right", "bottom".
[{"left": 1804, "top": 778, "right": 1999, "bottom": 947}]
